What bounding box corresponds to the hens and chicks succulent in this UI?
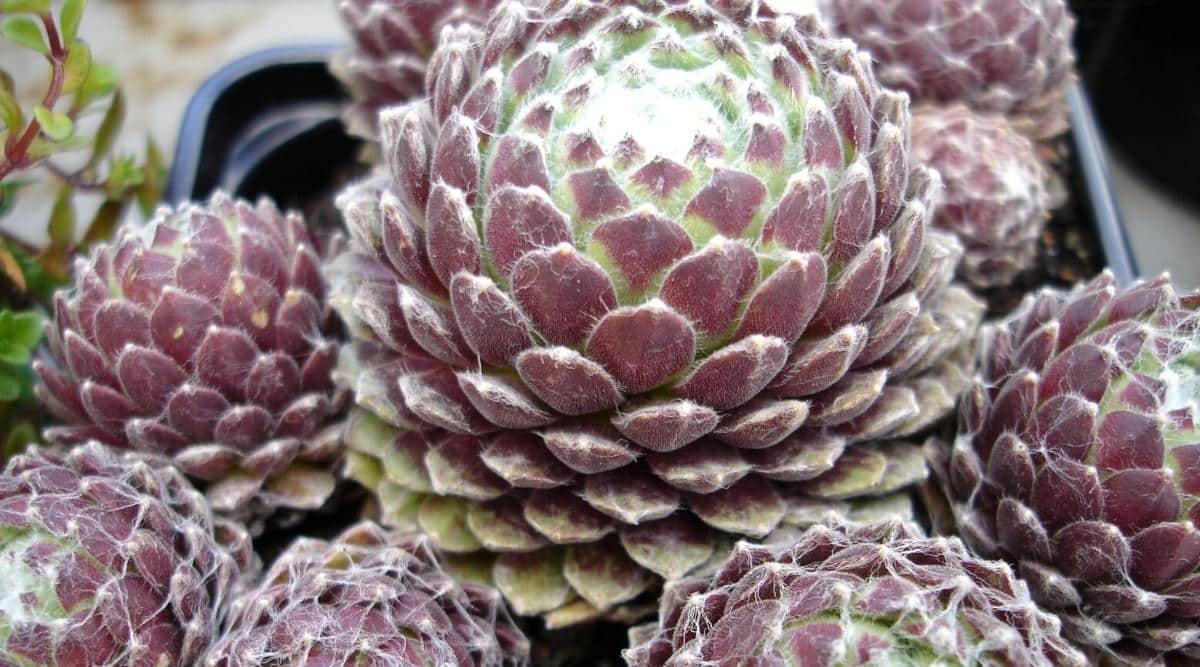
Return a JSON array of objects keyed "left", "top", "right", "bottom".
[
  {"left": 205, "top": 522, "right": 529, "bottom": 666},
  {"left": 32, "top": 194, "right": 345, "bottom": 526},
  {"left": 5, "top": 0, "right": 1192, "bottom": 666},
  {"left": 332, "top": 0, "right": 502, "bottom": 138},
  {"left": 820, "top": 0, "right": 1077, "bottom": 142},
  {"left": 940, "top": 271, "right": 1200, "bottom": 663},
  {"left": 330, "top": 0, "right": 984, "bottom": 625},
  {"left": 0, "top": 443, "right": 254, "bottom": 666},
  {"left": 911, "top": 105, "right": 1059, "bottom": 290},
  {"left": 625, "top": 520, "right": 1087, "bottom": 666}
]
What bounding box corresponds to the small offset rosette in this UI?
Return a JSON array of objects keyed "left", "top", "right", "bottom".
[
  {"left": 912, "top": 104, "right": 1058, "bottom": 289},
  {"left": 35, "top": 193, "right": 346, "bottom": 526},
  {"left": 331, "top": 0, "right": 501, "bottom": 137},
  {"left": 203, "top": 521, "right": 529, "bottom": 667},
  {"left": 822, "top": 0, "right": 1077, "bottom": 141},
  {"left": 0, "top": 442, "right": 256, "bottom": 666},
  {"left": 938, "top": 271, "right": 1200, "bottom": 663},
  {"left": 624, "top": 519, "right": 1085, "bottom": 666}
]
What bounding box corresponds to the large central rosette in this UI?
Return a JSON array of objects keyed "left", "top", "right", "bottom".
[{"left": 330, "top": 0, "right": 982, "bottom": 624}]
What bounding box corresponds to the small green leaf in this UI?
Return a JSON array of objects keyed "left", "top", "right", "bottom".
[
  {"left": 3, "top": 421, "right": 39, "bottom": 459},
  {"left": 80, "top": 198, "right": 120, "bottom": 248},
  {"left": 1, "top": 16, "right": 47, "bottom": 54},
  {"left": 135, "top": 137, "right": 165, "bottom": 216},
  {"left": 76, "top": 61, "right": 116, "bottom": 107},
  {"left": 0, "top": 371, "right": 20, "bottom": 402},
  {"left": 25, "top": 133, "right": 88, "bottom": 161},
  {"left": 0, "top": 179, "right": 30, "bottom": 218},
  {"left": 86, "top": 88, "right": 123, "bottom": 170},
  {"left": 0, "top": 310, "right": 41, "bottom": 366},
  {"left": 0, "top": 311, "right": 43, "bottom": 350},
  {"left": 47, "top": 182, "right": 74, "bottom": 246},
  {"left": 0, "top": 69, "right": 18, "bottom": 132},
  {"left": 0, "top": 342, "right": 31, "bottom": 366},
  {"left": 61, "top": 40, "right": 91, "bottom": 94},
  {"left": 104, "top": 153, "right": 142, "bottom": 197},
  {"left": 0, "top": 87, "right": 21, "bottom": 133},
  {"left": 59, "top": 0, "right": 86, "bottom": 44},
  {"left": 33, "top": 105, "right": 72, "bottom": 141},
  {"left": 0, "top": 0, "right": 52, "bottom": 13},
  {"left": 23, "top": 136, "right": 51, "bottom": 162}
]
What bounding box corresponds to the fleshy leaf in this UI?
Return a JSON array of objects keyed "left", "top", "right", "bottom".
[
  {"left": 33, "top": 105, "right": 73, "bottom": 142},
  {"left": 1, "top": 15, "right": 47, "bottom": 53}
]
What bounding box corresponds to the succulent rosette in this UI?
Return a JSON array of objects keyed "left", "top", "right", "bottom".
[
  {"left": 0, "top": 442, "right": 255, "bottom": 666},
  {"left": 203, "top": 521, "right": 529, "bottom": 667},
  {"left": 821, "top": 0, "right": 1076, "bottom": 141},
  {"left": 332, "top": 0, "right": 501, "bottom": 138},
  {"left": 911, "top": 104, "right": 1055, "bottom": 289},
  {"left": 33, "top": 193, "right": 346, "bottom": 525},
  {"left": 939, "top": 271, "right": 1200, "bottom": 663},
  {"left": 624, "top": 520, "right": 1086, "bottom": 666},
  {"left": 330, "top": 0, "right": 983, "bottom": 624}
]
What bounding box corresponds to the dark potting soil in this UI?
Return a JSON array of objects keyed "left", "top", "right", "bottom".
[
  {"left": 250, "top": 482, "right": 372, "bottom": 565},
  {"left": 529, "top": 622, "right": 630, "bottom": 666}
]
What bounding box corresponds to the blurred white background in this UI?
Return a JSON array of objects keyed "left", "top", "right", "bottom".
[{"left": 0, "top": 0, "right": 344, "bottom": 246}]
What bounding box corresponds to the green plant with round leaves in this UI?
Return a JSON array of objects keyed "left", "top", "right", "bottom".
[
  {"left": 0, "top": 307, "right": 40, "bottom": 460},
  {"left": 0, "top": 0, "right": 164, "bottom": 464}
]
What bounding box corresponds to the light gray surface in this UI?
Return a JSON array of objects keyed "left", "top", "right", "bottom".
[{"left": 1108, "top": 152, "right": 1200, "bottom": 288}]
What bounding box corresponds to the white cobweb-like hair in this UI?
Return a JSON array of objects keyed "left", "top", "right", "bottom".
[
  {"left": 936, "top": 271, "right": 1200, "bottom": 662},
  {"left": 0, "top": 441, "right": 256, "bottom": 666},
  {"left": 624, "top": 519, "right": 1088, "bottom": 666},
  {"left": 202, "top": 521, "right": 530, "bottom": 666}
]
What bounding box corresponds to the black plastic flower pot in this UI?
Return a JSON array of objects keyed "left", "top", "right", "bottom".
[
  {"left": 165, "top": 45, "right": 360, "bottom": 225},
  {"left": 168, "top": 45, "right": 1138, "bottom": 294}
]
